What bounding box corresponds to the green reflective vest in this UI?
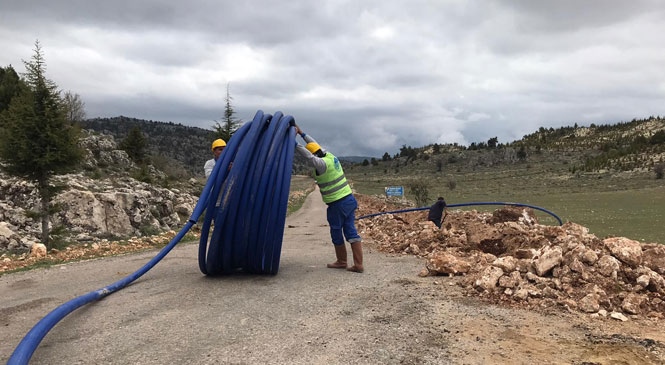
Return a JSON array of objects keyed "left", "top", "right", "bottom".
[{"left": 315, "top": 153, "right": 352, "bottom": 204}]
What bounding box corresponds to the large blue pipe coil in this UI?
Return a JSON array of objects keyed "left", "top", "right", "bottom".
[
  {"left": 8, "top": 110, "right": 296, "bottom": 364},
  {"left": 198, "top": 110, "right": 295, "bottom": 275}
]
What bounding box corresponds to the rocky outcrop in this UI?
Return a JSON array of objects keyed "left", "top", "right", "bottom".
[{"left": 0, "top": 131, "right": 201, "bottom": 253}]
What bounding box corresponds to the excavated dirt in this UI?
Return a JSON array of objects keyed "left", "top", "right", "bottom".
[{"left": 354, "top": 194, "right": 665, "bottom": 321}]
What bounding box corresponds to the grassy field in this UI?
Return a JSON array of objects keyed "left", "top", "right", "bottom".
[{"left": 344, "top": 155, "right": 665, "bottom": 244}]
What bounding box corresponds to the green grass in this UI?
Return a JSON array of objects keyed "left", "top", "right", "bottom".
[{"left": 538, "top": 187, "right": 665, "bottom": 243}]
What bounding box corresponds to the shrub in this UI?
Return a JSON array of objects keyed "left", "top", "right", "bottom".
[
  {"left": 655, "top": 163, "right": 665, "bottom": 179},
  {"left": 408, "top": 180, "right": 429, "bottom": 207}
]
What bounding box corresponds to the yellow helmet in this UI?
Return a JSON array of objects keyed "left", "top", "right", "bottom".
[
  {"left": 211, "top": 139, "right": 226, "bottom": 151},
  {"left": 305, "top": 142, "right": 322, "bottom": 154}
]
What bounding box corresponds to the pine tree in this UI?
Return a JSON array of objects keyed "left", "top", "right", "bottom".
[
  {"left": 0, "top": 41, "right": 83, "bottom": 248},
  {"left": 120, "top": 125, "right": 148, "bottom": 163},
  {"left": 0, "top": 65, "right": 25, "bottom": 114},
  {"left": 213, "top": 83, "right": 241, "bottom": 142}
]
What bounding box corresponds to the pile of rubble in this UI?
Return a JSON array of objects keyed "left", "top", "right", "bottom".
[{"left": 355, "top": 194, "right": 665, "bottom": 320}]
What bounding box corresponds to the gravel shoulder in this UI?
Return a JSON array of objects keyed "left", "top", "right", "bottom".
[{"left": 2, "top": 191, "right": 665, "bottom": 364}]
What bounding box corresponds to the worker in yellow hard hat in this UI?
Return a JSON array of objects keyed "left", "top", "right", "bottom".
[
  {"left": 204, "top": 138, "right": 226, "bottom": 178},
  {"left": 294, "top": 124, "right": 364, "bottom": 273}
]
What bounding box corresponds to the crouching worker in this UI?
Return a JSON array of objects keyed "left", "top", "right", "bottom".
[
  {"left": 427, "top": 196, "right": 447, "bottom": 229},
  {"left": 294, "top": 124, "right": 364, "bottom": 273}
]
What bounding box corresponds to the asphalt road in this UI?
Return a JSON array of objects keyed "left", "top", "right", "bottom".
[{"left": 2, "top": 191, "right": 444, "bottom": 364}]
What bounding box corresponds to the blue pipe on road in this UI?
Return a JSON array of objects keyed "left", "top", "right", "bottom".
[
  {"left": 357, "top": 201, "right": 563, "bottom": 225},
  {"left": 8, "top": 110, "right": 296, "bottom": 364}
]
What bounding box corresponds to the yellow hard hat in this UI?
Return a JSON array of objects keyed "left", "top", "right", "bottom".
[
  {"left": 211, "top": 139, "right": 226, "bottom": 151},
  {"left": 305, "top": 142, "right": 322, "bottom": 154}
]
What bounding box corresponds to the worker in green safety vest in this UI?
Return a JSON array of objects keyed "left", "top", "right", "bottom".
[{"left": 294, "top": 124, "right": 364, "bottom": 273}]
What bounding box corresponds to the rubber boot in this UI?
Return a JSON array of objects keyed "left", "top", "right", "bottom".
[
  {"left": 327, "top": 244, "right": 347, "bottom": 269},
  {"left": 347, "top": 242, "right": 364, "bottom": 273}
]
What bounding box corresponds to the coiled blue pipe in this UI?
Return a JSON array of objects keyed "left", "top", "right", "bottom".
[
  {"left": 198, "top": 110, "right": 295, "bottom": 275},
  {"left": 357, "top": 202, "right": 563, "bottom": 225},
  {"left": 8, "top": 110, "right": 296, "bottom": 364}
]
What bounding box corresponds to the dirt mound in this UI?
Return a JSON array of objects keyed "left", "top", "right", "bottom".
[{"left": 355, "top": 194, "right": 665, "bottom": 320}]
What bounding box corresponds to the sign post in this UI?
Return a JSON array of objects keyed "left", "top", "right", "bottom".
[{"left": 385, "top": 186, "right": 404, "bottom": 197}]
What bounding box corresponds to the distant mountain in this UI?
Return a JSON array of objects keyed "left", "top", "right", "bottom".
[{"left": 339, "top": 156, "right": 376, "bottom": 163}]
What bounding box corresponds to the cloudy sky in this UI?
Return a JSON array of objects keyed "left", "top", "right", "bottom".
[{"left": 1, "top": 1, "right": 664, "bottom": 157}]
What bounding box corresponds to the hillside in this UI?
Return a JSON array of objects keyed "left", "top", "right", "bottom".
[
  {"left": 347, "top": 117, "right": 665, "bottom": 185},
  {"left": 81, "top": 116, "right": 216, "bottom": 177},
  {"left": 81, "top": 116, "right": 318, "bottom": 177},
  {"left": 82, "top": 116, "right": 664, "bottom": 181},
  {"left": 344, "top": 117, "right": 665, "bottom": 243}
]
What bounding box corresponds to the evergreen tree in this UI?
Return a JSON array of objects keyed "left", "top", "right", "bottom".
[
  {"left": 650, "top": 130, "right": 665, "bottom": 145},
  {"left": 120, "top": 125, "right": 148, "bottom": 163},
  {"left": 213, "top": 83, "right": 241, "bottom": 142},
  {"left": 0, "top": 65, "right": 25, "bottom": 114},
  {"left": 0, "top": 41, "right": 83, "bottom": 248},
  {"left": 517, "top": 145, "right": 527, "bottom": 160}
]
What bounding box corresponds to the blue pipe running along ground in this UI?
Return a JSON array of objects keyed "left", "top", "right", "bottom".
[
  {"left": 8, "top": 110, "right": 296, "bottom": 364},
  {"left": 357, "top": 202, "right": 563, "bottom": 225}
]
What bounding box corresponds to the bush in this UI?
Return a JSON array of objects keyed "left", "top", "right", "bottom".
[
  {"left": 654, "top": 163, "right": 665, "bottom": 179},
  {"left": 131, "top": 164, "right": 153, "bottom": 183},
  {"left": 409, "top": 180, "right": 429, "bottom": 207}
]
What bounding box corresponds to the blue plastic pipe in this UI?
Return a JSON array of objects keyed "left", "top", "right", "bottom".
[
  {"left": 198, "top": 110, "right": 295, "bottom": 275},
  {"left": 8, "top": 110, "right": 296, "bottom": 364},
  {"left": 357, "top": 201, "right": 563, "bottom": 225}
]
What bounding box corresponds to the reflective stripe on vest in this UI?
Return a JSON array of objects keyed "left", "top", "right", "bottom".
[{"left": 315, "top": 153, "right": 352, "bottom": 204}]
